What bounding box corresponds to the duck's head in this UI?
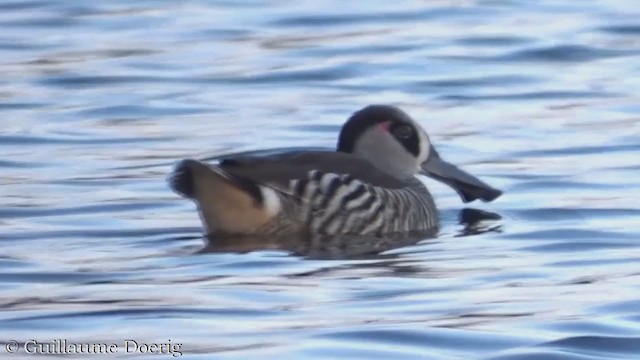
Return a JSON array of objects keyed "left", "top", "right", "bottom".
[{"left": 337, "top": 104, "right": 502, "bottom": 202}]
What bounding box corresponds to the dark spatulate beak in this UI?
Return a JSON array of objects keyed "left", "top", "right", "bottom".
[{"left": 420, "top": 148, "right": 502, "bottom": 203}]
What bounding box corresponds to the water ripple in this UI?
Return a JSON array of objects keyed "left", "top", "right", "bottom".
[
  {"left": 439, "top": 90, "right": 618, "bottom": 102},
  {"left": 271, "top": 7, "right": 481, "bottom": 27},
  {"left": 598, "top": 24, "right": 640, "bottom": 35},
  {"left": 0, "top": 134, "right": 173, "bottom": 146},
  {"left": 1, "top": 0, "right": 639, "bottom": 359},
  {"left": 499, "top": 45, "right": 637, "bottom": 62},
  {"left": 39, "top": 75, "right": 176, "bottom": 88}
]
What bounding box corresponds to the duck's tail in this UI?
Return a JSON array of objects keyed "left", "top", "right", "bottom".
[{"left": 168, "top": 159, "right": 282, "bottom": 235}]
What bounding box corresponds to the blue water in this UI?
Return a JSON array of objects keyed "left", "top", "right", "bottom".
[{"left": 1, "top": 0, "right": 640, "bottom": 359}]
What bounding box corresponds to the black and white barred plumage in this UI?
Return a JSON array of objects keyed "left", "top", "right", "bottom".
[{"left": 274, "top": 171, "right": 437, "bottom": 236}]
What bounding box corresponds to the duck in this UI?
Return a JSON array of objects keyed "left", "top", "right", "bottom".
[{"left": 169, "top": 105, "right": 502, "bottom": 237}]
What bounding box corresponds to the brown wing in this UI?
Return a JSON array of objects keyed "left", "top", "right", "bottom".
[{"left": 217, "top": 150, "right": 407, "bottom": 189}]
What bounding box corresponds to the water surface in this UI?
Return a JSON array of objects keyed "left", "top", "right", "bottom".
[{"left": 1, "top": 0, "right": 640, "bottom": 359}]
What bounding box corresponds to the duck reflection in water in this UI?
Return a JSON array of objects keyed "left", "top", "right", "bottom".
[{"left": 199, "top": 208, "right": 501, "bottom": 260}]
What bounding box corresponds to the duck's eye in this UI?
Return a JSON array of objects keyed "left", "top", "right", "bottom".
[{"left": 392, "top": 124, "right": 413, "bottom": 139}]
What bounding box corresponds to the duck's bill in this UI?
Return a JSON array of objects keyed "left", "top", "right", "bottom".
[{"left": 420, "top": 149, "right": 502, "bottom": 203}]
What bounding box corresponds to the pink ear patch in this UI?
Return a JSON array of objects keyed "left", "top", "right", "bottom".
[{"left": 378, "top": 120, "right": 392, "bottom": 131}]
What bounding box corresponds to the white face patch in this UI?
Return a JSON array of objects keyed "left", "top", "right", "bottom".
[{"left": 415, "top": 127, "right": 431, "bottom": 169}]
